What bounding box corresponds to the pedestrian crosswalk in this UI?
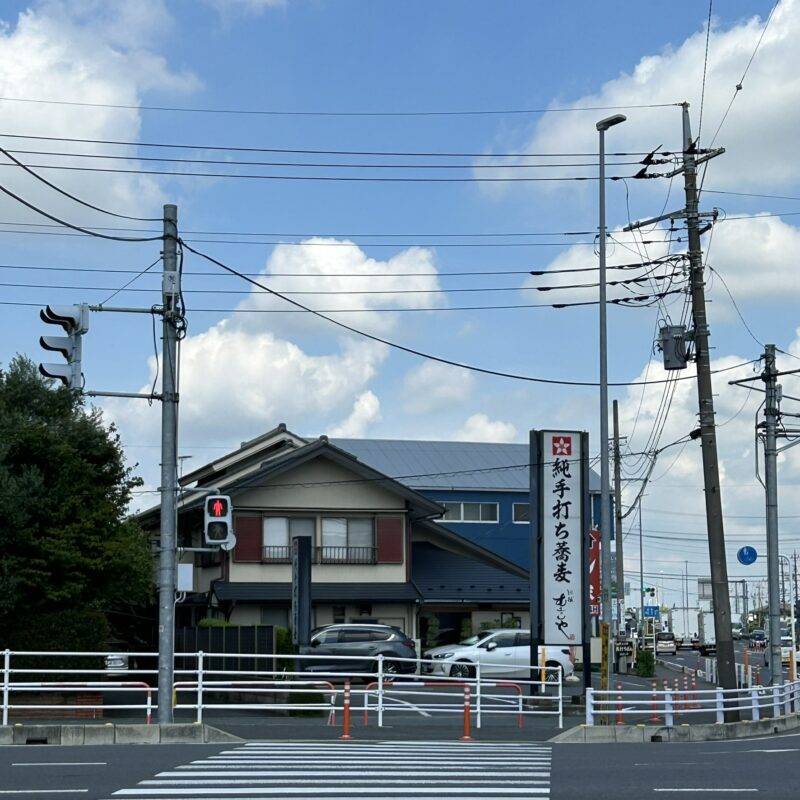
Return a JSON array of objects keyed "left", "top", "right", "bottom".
[{"left": 109, "top": 741, "right": 553, "bottom": 798}]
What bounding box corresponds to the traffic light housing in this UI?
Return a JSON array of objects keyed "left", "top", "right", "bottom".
[
  {"left": 39, "top": 304, "right": 89, "bottom": 390},
  {"left": 204, "top": 494, "right": 234, "bottom": 547}
]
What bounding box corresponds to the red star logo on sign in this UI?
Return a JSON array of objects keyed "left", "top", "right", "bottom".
[{"left": 552, "top": 435, "right": 572, "bottom": 456}]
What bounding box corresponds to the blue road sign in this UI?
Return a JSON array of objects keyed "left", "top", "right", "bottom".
[
  {"left": 643, "top": 605, "right": 660, "bottom": 620},
  {"left": 737, "top": 546, "right": 758, "bottom": 566}
]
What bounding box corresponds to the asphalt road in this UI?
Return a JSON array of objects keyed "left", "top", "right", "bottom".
[{"left": 4, "top": 734, "right": 800, "bottom": 799}]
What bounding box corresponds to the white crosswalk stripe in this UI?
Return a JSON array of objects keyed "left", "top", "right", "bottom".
[{"left": 107, "top": 742, "right": 552, "bottom": 798}]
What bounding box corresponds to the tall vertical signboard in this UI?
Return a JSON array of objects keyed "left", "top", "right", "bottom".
[
  {"left": 292, "top": 536, "right": 312, "bottom": 647},
  {"left": 530, "top": 430, "right": 590, "bottom": 690}
]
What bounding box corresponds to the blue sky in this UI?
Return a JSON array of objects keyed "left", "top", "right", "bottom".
[{"left": 0, "top": 0, "right": 797, "bottom": 610}]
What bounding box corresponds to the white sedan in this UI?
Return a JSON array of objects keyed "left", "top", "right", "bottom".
[{"left": 423, "top": 628, "right": 574, "bottom": 682}]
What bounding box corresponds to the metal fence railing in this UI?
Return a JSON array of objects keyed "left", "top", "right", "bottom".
[
  {"left": 0, "top": 649, "right": 564, "bottom": 734},
  {"left": 587, "top": 679, "right": 800, "bottom": 726}
]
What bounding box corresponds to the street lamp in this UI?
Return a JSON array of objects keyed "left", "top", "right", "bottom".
[{"left": 596, "top": 113, "right": 626, "bottom": 680}]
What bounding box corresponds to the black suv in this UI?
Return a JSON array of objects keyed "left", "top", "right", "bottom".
[{"left": 299, "top": 624, "right": 417, "bottom": 675}]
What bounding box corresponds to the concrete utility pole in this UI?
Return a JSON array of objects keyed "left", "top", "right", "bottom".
[
  {"left": 157, "top": 204, "right": 180, "bottom": 724},
  {"left": 638, "top": 500, "right": 644, "bottom": 639},
  {"left": 762, "top": 344, "right": 783, "bottom": 686},
  {"left": 613, "top": 400, "right": 625, "bottom": 635},
  {"left": 680, "top": 103, "right": 737, "bottom": 711}
]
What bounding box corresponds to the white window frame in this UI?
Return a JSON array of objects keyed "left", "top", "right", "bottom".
[
  {"left": 440, "top": 501, "right": 499, "bottom": 524},
  {"left": 512, "top": 503, "right": 531, "bottom": 524}
]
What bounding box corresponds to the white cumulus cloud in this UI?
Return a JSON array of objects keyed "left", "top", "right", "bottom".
[
  {"left": 402, "top": 361, "right": 475, "bottom": 415},
  {"left": 330, "top": 391, "right": 381, "bottom": 437},
  {"left": 454, "top": 413, "right": 518, "bottom": 443}
]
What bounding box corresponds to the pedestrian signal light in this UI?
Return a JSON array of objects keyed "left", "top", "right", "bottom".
[{"left": 204, "top": 494, "right": 233, "bottom": 546}]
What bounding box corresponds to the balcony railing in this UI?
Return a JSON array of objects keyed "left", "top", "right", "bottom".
[
  {"left": 317, "top": 545, "right": 377, "bottom": 564},
  {"left": 261, "top": 545, "right": 291, "bottom": 563}
]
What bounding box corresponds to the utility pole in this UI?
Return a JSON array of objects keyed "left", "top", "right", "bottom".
[
  {"left": 794, "top": 551, "right": 798, "bottom": 613},
  {"left": 678, "top": 103, "right": 737, "bottom": 711},
  {"left": 638, "top": 500, "right": 644, "bottom": 640},
  {"left": 613, "top": 400, "right": 625, "bottom": 636},
  {"left": 157, "top": 204, "right": 180, "bottom": 724},
  {"left": 762, "top": 344, "right": 783, "bottom": 685}
]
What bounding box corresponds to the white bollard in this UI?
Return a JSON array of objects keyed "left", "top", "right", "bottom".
[
  {"left": 196, "top": 650, "right": 204, "bottom": 724},
  {"left": 1, "top": 649, "right": 9, "bottom": 727},
  {"left": 377, "top": 654, "right": 384, "bottom": 728},
  {"left": 585, "top": 687, "right": 594, "bottom": 726},
  {"left": 665, "top": 689, "right": 674, "bottom": 727},
  {"left": 715, "top": 688, "right": 724, "bottom": 724},
  {"left": 750, "top": 686, "right": 760, "bottom": 721}
]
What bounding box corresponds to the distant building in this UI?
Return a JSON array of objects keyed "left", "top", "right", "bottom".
[
  {"left": 137, "top": 425, "right": 528, "bottom": 644},
  {"left": 332, "top": 438, "right": 602, "bottom": 569}
]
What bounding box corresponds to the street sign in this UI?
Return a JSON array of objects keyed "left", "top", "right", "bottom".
[
  {"left": 643, "top": 605, "right": 660, "bottom": 620},
  {"left": 615, "top": 638, "right": 633, "bottom": 656},
  {"left": 737, "top": 546, "right": 758, "bottom": 566}
]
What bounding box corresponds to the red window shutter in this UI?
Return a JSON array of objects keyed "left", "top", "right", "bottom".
[
  {"left": 376, "top": 516, "right": 404, "bottom": 563},
  {"left": 233, "top": 515, "right": 262, "bottom": 562}
]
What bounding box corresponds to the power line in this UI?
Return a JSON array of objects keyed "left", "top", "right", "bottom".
[
  {"left": 0, "top": 289, "right": 685, "bottom": 313},
  {"left": 0, "top": 181, "right": 162, "bottom": 243},
  {"left": 0, "top": 270, "right": 683, "bottom": 297},
  {"left": 703, "top": 189, "right": 800, "bottom": 202},
  {"left": 0, "top": 160, "right": 666, "bottom": 183},
  {"left": 697, "top": 0, "right": 713, "bottom": 144},
  {"left": 179, "top": 238, "right": 755, "bottom": 387},
  {"left": 0, "top": 147, "right": 650, "bottom": 171},
  {"left": 0, "top": 255, "right": 686, "bottom": 279},
  {"left": 0, "top": 146, "right": 160, "bottom": 222},
  {"left": 0, "top": 225, "right": 676, "bottom": 247},
  {"left": 0, "top": 96, "right": 680, "bottom": 117},
  {"left": 0, "top": 132, "right": 676, "bottom": 159},
  {"left": 707, "top": 0, "right": 779, "bottom": 148}
]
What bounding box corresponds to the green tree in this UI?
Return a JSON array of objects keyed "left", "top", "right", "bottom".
[{"left": 0, "top": 356, "right": 151, "bottom": 650}]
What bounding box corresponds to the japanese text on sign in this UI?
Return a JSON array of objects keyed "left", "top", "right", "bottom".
[{"left": 541, "top": 431, "right": 584, "bottom": 645}]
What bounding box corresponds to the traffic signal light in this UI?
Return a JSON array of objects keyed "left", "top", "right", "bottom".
[
  {"left": 643, "top": 586, "right": 656, "bottom": 597},
  {"left": 204, "top": 494, "right": 234, "bottom": 548},
  {"left": 38, "top": 304, "right": 89, "bottom": 390}
]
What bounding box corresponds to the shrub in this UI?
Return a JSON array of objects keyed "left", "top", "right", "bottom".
[{"left": 197, "top": 617, "right": 233, "bottom": 628}]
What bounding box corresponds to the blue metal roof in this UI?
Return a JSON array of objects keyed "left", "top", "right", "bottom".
[
  {"left": 412, "top": 543, "right": 529, "bottom": 602},
  {"left": 331, "top": 437, "right": 599, "bottom": 492}
]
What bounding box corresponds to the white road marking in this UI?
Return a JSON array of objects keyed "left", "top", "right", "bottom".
[
  {"left": 653, "top": 791, "right": 758, "bottom": 794},
  {"left": 142, "top": 779, "right": 551, "bottom": 786},
  {"left": 0, "top": 792, "right": 89, "bottom": 795},
  {"left": 113, "top": 790, "right": 550, "bottom": 796},
  {"left": 166, "top": 762, "right": 552, "bottom": 778},
  {"left": 12, "top": 763, "right": 107, "bottom": 767}
]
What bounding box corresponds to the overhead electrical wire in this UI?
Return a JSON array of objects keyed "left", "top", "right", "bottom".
[
  {"left": 0, "top": 270, "right": 684, "bottom": 297},
  {"left": 707, "top": 0, "right": 779, "bottom": 149},
  {"left": 0, "top": 132, "right": 678, "bottom": 159},
  {"left": 0, "top": 146, "right": 160, "bottom": 222},
  {"left": 0, "top": 225, "right": 678, "bottom": 247},
  {"left": 0, "top": 148, "right": 650, "bottom": 170},
  {"left": 703, "top": 189, "right": 800, "bottom": 202},
  {"left": 0, "top": 160, "right": 667, "bottom": 183},
  {"left": 0, "top": 181, "right": 163, "bottom": 243},
  {"left": 178, "top": 239, "right": 755, "bottom": 387},
  {"left": 0, "top": 96, "right": 681, "bottom": 117},
  {"left": 0, "top": 255, "right": 687, "bottom": 279},
  {"left": 697, "top": 0, "right": 714, "bottom": 145}
]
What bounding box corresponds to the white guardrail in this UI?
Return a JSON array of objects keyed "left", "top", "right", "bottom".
[
  {"left": 587, "top": 679, "right": 800, "bottom": 726},
  {"left": 0, "top": 649, "right": 564, "bottom": 734}
]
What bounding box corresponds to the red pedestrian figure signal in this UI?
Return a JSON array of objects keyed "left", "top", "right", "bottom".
[
  {"left": 210, "top": 498, "right": 227, "bottom": 517},
  {"left": 204, "top": 494, "right": 233, "bottom": 547}
]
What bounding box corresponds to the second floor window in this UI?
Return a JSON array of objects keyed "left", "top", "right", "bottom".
[
  {"left": 441, "top": 501, "right": 498, "bottom": 523},
  {"left": 513, "top": 503, "right": 531, "bottom": 523},
  {"left": 320, "top": 517, "right": 375, "bottom": 562},
  {"left": 262, "top": 517, "right": 314, "bottom": 560}
]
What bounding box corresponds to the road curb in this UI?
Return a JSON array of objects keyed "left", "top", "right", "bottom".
[
  {"left": 548, "top": 712, "right": 800, "bottom": 743},
  {"left": 0, "top": 722, "right": 242, "bottom": 745}
]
